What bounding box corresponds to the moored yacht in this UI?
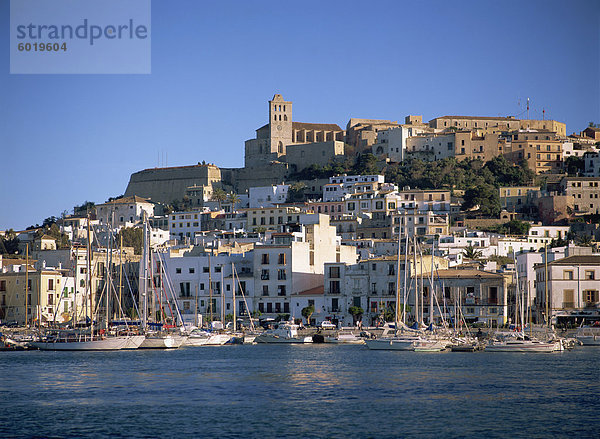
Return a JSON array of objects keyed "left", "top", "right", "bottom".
[{"left": 254, "top": 322, "right": 312, "bottom": 344}]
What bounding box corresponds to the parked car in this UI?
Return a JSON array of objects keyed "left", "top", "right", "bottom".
[{"left": 319, "top": 320, "right": 336, "bottom": 329}]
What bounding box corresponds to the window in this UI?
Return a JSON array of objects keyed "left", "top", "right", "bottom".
[
  {"left": 189, "top": 268, "right": 195, "bottom": 274},
  {"left": 563, "top": 289, "right": 574, "bottom": 308},
  {"left": 176, "top": 268, "right": 182, "bottom": 274},
  {"left": 330, "top": 280, "right": 341, "bottom": 294},
  {"left": 179, "top": 282, "right": 191, "bottom": 297},
  {"left": 563, "top": 270, "right": 574, "bottom": 280},
  {"left": 277, "top": 285, "right": 286, "bottom": 296},
  {"left": 277, "top": 269, "right": 286, "bottom": 280},
  {"left": 585, "top": 270, "right": 595, "bottom": 280},
  {"left": 584, "top": 290, "right": 598, "bottom": 304},
  {"left": 278, "top": 253, "right": 286, "bottom": 265},
  {"left": 261, "top": 254, "right": 269, "bottom": 265},
  {"left": 262, "top": 285, "right": 269, "bottom": 296},
  {"left": 261, "top": 269, "right": 270, "bottom": 280},
  {"left": 329, "top": 266, "right": 340, "bottom": 278}
]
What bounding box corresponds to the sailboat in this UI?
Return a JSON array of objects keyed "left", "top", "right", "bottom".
[
  {"left": 366, "top": 230, "right": 426, "bottom": 351},
  {"left": 31, "top": 215, "right": 144, "bottom": 350},
  {"left": 486, "top": 252, "right": 561, "bottom": 353},
  {"left": 138, "top": 219, "right": 186, "bottom": 349}
]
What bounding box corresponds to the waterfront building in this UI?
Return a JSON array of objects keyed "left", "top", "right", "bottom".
[
  {"left": 0, "top": 263, "right": 74, "bottom": 325},
  {"left": 253, "top": 214, "right": 357, "bottom": 319},
  {"left": 534, "top": 254, "right": 600, "bottom": 324}
]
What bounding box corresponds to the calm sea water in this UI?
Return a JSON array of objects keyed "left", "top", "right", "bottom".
[{"left": 0, "top": 345, "right": 599, "bottom": 438}]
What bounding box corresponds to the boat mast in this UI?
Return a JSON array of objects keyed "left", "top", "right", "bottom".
[
  {"left": 118, "top": 234, "right": 123, "bottom": 320},
  {"left": 413, "top": 235, "right": 419, "bottom": 325},
  {"left": 24, "top": 243, "right": 28, "bottom": 327},
  {"left": 232, "top": 262, "right": 236, "bottom": 332},
  {"left": 220, "top": 264, "right": 225, "bottom": 323},
  {"left": 394, "top": 212, "right": 402, "bottom": 331},
  {"left": 141, "top": 214, "right": 148, "bottom": 331},
  {"left": 402, "top": 223, "right": 409, "bottom": 325},
  {"left": 544, "top": 244, "right": 549, "bottom": 328},
  {"left": 208, "top": 253, "right": 213, "bottom": 325},
  {"left": 87, "top": 215, "right": 93, "bottom": 337},
  {"left": 430, "top": 238, "right": 435, "bottom": 326}
]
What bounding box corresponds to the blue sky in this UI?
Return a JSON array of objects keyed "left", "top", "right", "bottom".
[{"left": 1, "top": 0, "right": 599, "bottom": 230}]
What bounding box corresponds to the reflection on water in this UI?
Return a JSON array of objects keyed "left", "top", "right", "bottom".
[{"left": 0, "top": 346, "right": 599, "bottom": 438}]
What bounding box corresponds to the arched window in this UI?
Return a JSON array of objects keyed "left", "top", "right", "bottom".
[
  {"left": 279, "top": 105, "right": 281, "bottom": 111},
  {"left": 279, "top": 115, "right": 281, "bottom": 121},
  {"left": 284, "top": 115, "right": 288, "bottom": 121},
  {"left": 274, "top": 115, "right": 276, "bottom": 121},
  {"left": 278, "top": 142, "right": 283, "bottom": 154},
  {"left": 283, "top": 105, "right": 286, "bottom": 111}
]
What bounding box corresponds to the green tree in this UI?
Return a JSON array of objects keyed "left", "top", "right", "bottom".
[
  {"left": 564, "top": 156, "right": 585, "bottom": 176},
  {"left": 211, "top": 188, "right": 227, "bottom": 210},
  {"left": 117, "top": 227, "right": 143, "bottom": 255},
  {"left": 301, "top": 305, "right": 315, "bottom": 325},
  {"left": 462, "top": 245, "right": 483, "bottom": 260},
  {"left": 0, "top": 229, "right": 20, "bottom": 255},
  {"left": 352, "top": 153, "right": 379, "bottom": 175},
  {"left": 461, "top": 183, "right": 501, "bottom": 217},
  {"left": 348, "top": 306, "right": 364, "bottom": 324},
  {"left": 287, "top": 182, "right": 307, "bottom": 203},
  {"left": 226, "top": 192, "right": 241, "bottom": 208},
  {"left": 502, "top": 219, "right": 531, "bottom": 236}
]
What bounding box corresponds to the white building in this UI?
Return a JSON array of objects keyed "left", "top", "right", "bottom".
[
  {"left": 248, "top": 184, "right": 289, "bottom": 208},
  {"left": 96, "top": 196, "right": 155, "bottom": 227},
  {"left": 372, "top": 125, "right": 429, "bottom": 162},
  {"left": 323, "top": 175, "right": 386, "bottom": 202},
  {"left": 584, "top": 151, "right": 600, "bottom": 177},
  {"left": 169, "top": 211, "right": 203, "bottom": 242},
  {"left": 535, "top": 254, "right": 600, "bottom": 324}
]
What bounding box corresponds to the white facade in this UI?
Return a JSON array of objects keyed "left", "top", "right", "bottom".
[
  {"left": 373, "top": 125, "right": 428, "bottom": 162},
  {"left": 323, "top": 175, "right": 385, "bottom": 202},
  {"left": 169, "top": 211, "right": 203, "bottom": 242},
  {"left": 405, "top": 133, "right": 456, "bottom": 161},
  {"left": 584, "top": 151, "right": 600, "bottom": 177},
  {"left": 96, "top": 196, "right": 155, "bottom": 227},
  {"left": 248, "top": 185, "right": 289, "bottom": 208},
  {"left": 516, "top": 247, "right": 566, "bottom": 308}
]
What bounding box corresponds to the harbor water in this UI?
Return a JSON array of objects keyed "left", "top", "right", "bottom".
[{"left": 1, "top": 345, "right": 599, "bottom": 438}]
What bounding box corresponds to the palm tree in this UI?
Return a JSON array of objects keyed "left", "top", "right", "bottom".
[
  {"left": 227, "top": 192, "right": 240, "bottom": 210},
  {"left": 211, "top": 188, "right": 227, "bottom": 210},
  {"left": 462, "top": 245, "right": 483, "bottom": 260}
]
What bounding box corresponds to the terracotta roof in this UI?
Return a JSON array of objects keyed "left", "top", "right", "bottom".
[
  {"left": 292, "top": 122, "right": 342, "bottom": 131},
  {"left": 539, "top": 255, "right": 600, "bottom": 267},
  {"left": 296, "top": 285, "right": 324, "bottom": 296},
  {"left": 434, "top": 269, "right": 504, "bottom": 279},
  {"left": 99, "top": 195, "right": 151, "bottom": 205}
]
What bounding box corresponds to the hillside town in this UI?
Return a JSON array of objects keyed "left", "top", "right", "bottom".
[{"left": 2, "top": 94, "right": 600, "bottom": 332}]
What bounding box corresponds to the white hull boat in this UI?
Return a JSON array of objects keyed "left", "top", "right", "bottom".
[
  {"left": 325, "top": 332, "right": 365, "bottom": 344},
  {"left": 139, "top": 334, "right": 186, "bottom": 349},
  {"left": 486, "top": 339, "right": 559, "bottom": 353},
  {"left": 29, "top": 335, "right": 135, "bottom": 351},
  {"left": 575, "top": 327, "right": 600, "bottom": 346},
  {"left": 365, "top": 336, "right": 421, "bottom": 351},
  {"left": 413, "top": 339, "right": 447, "bottom": 352},
  {"left": 254, "top": 322, "right": 312, "bottom": 344},
  {"left": 185, "top": 331, "right": 232, "bottom": 346}
]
